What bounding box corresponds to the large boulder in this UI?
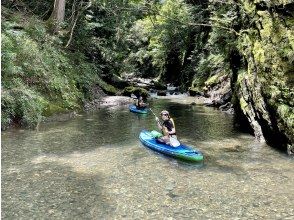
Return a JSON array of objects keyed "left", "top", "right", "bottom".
[{"left": 121, "top": 86, "right": 149, "bottom": 98}]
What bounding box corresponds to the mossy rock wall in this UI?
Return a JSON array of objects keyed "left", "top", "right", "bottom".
[
  {"left": 236, "top": 1, "right": 294, "bottom": 148},
  {"left": 190, "top": 0, "right": 293, "bottom": 150}
]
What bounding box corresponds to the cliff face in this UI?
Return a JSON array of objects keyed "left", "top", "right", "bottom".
[
  {"left": 235, "top": 0, "right": 293, "bottom": 150},
  {"left": 194, "top": 0, "right": 293, "bottom": 151}
]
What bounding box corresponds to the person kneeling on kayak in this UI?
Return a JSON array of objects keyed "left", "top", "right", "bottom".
[{"left": 155, "top": 110, "right": 179, "bottom": 147}]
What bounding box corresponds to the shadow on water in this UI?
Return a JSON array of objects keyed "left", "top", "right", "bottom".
[{"left": 2, "top": 161, "right": 113, "bottom": 219}]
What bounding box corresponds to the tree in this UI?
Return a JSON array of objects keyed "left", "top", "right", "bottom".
[
  {"left": 147, "top": 0, "right": 194, "bottom": 83},
  {"left": 49, "top": 0, "right": 66, "bottom": 31}
]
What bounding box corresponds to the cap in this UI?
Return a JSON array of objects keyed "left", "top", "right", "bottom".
[{"left": 160, "top": 110, "right": 169, "bottom": 115}]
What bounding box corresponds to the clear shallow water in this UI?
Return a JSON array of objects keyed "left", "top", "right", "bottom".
[{"left": 2, "top": 98, "right": 293, "bottom": 219}]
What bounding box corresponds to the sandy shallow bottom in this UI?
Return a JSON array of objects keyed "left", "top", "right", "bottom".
[{"left": 3, "top": 138, "right": 293, "bottom": 219}]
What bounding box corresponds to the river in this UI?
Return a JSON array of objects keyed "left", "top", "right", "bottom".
[{"left": 2, "top": 97, "right": 293, "bottom": 219}]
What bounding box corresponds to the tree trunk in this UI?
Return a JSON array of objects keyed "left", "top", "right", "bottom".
[{"left": 49, "top": 0, "right": 66, "bottom": 30}]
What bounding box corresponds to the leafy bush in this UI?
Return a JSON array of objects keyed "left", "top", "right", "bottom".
[{"left": 2, "top": 79, "right": 47, "bottom": 128}]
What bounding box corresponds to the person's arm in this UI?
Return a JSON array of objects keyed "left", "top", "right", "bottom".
[
  {"left": 157, "top": 119, "right": 169, "bottom": 136},
  {"left": 156, "top": 117, "right": 163, "bottom": 130}
]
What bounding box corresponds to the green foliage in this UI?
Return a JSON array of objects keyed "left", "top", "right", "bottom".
[
  {"left": 186, "top": 1, "right": 239, "bottom": 90},
  {"left": 208, "top": 2, "right": 239, "bottom": 53},
  {"left": 2, "top": 79, "right": 47, "bottom": 128},
  {"left": 122, "top": 19, "right": 158, "bottom": 77},
  {"left": 2, "top": 19, "right": 82, "bottom": 107},
  {"left": 205, "top": 71, "right": 223, "bottom": 87},
  {"left": 118, "top": 0, "right": 200, "bottom": 84},
  {"left": 147, "top": 0, "right": 194, "bottom": 76},
  {"left": 82, "top": 0, "right": 143, "bottom": 76},
  {"left": 197, "top": 54, "right": 226, "bottom": 77},
  {"left": 1, "top": 8, "right": 105, "bottom": 129}
]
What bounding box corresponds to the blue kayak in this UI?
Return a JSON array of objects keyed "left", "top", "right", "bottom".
[
  {"left": 129, "top": 104, "right": 148, "bottom": 114},
  {"left": 139, "top": 130, "right": 204, "bottom": 162}
]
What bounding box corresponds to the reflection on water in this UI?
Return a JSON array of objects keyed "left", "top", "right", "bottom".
[{"left": 2, "top": 99, "right": 294, "bottom": 219}]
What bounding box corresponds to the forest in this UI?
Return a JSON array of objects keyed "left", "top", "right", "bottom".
[{"left": 2, "top": 0, "right": 294, "bottom": 152}]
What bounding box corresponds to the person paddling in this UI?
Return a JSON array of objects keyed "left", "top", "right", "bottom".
[
  {"left": 155, "top": 110, "right": 178, "bottom": 146},
  {"left": 136, "top": 96, "right": 147, "bottom": 109}
]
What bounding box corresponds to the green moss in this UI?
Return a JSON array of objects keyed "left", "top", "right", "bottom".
[
  {"left": 122, "top": 86, "right": 149, "bottom": 98},
  {"left": 277, "top": 104, "right": 289, "bottom": 118},
  {"left": 97, "top": 80, "right": 118, "bottom": 95},
  {"left": 257, "top": 11, "right": 273, "bottom": 39},
  {"left": 277, "top": 104, "right": 294, "bottom": 131},
  {"left": 43, "top": 102, "right": 68, "bottom": 117},
  {"left": 242, "top": 0, "right": 256, "bottom": 16},
  {"left": 253, "top": 41, "right": 265, "bottom": 64},
  {"left": 188, "top": 87, "right": 202, "bottom": 96},
  {"left": 239, "top": 96, "right": 248, "bottom": 111},
  {"left": 205, "top": 74, "right": 220, "bottom": 87}
]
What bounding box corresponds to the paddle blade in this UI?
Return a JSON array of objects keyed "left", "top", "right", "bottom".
[{"left": 131, "top": 93, "right": 137, "bottom": 99}]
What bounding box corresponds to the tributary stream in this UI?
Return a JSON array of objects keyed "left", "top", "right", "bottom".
[{"left": 2, "top": 97, "right": 293, "bottom": 219}]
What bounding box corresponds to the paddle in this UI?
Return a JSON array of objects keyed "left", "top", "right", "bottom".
[
  {"left": 131, "top": 94, "right": 138, "bottom": 105},
  {"left": 149, "top": 108, "right": 157, "bottom": 117},
  {"left": 149, "top": 108, "right": 180, "bottom": 147},
  {"left": 131, "top": 93, "right": 137, "bottom": 99}
]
